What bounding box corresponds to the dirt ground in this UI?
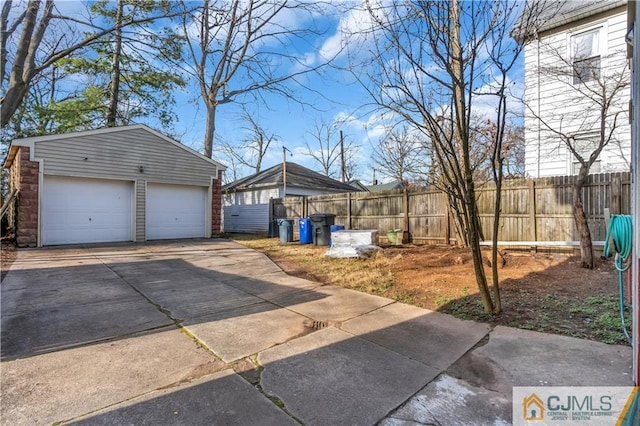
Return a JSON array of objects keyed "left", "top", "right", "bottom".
[
  {"left": 242, "top": 238, "right": 631, "bottom": 346},
  {"left": 380, "top": 245, "right": 629, "bottom": 343},
  {"left": 1, "top": 237, "right": 17, "bottom": 282}
]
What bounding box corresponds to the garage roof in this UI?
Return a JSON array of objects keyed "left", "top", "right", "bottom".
[
  {"left": 224, "top": 162, "right": 358, "bottom": 192},
  {"left": 2, "top": 125, "right": 226, "bottom": 170}
]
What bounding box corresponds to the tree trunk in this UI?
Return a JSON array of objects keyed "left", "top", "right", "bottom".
[
  {"left": 1, "top": 0, "right": 41, "bottom": 127},
  {"left": 491, "top": 170, "right": 503, "bottom": 314},
  {"left": 450, "top": 0, "right": 493, "bottom": 314},
  {"left": 573, "top": 167, "right": 594, "bottom": 269},
  {"left": 1, "top": 82, "right": 29, "bottom": 126},
  {"left": 467, "top": 183, "right": 494, "bottom": 314},
  {"left": 204, "top": 102, "right": 216, "bottom": 158},
  {"left": 106, "top": 0, "right": 124, "bottom": 127}
]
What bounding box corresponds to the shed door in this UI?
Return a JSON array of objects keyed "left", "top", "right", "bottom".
[
  {"left": 146, "top": 183, "right": 207, "bottom": 240},
  {"left": 42, "top": 176, "right": 133, "bottom": 245}
]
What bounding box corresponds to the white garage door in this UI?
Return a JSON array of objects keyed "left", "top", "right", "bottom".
[
  {"left": 43, "top": 176, "right": 133, "bottom": 245},
  {"left": 146, "top": 183, "right": 207, "bottom": 240}
]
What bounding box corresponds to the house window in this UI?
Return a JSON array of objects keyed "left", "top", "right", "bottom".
[
  {"left": 572, "top": 160, "right": 601, "bottom": 175},
  {"left": 570, "top": 134, "right": 601, "bottom": 175},
  {"left": 570, "top": 28, "right": 601, "bottom": 84}
]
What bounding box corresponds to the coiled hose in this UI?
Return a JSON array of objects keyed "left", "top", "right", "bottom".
[{"left": 603, "top": 215, "right": 633, "bottom": 345}]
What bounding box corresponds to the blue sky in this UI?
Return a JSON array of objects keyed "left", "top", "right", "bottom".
[
  {"left": 50, "top": 1, "right": 525, "bottom": 184},
  {"left": 167, "top": 1, "right": 526, "bottom": 185},
  {"left": 170, "top": 3, "right": 385, "bottom": 184}
]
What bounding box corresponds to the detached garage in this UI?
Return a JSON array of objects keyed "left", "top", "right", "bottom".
[{"left": 3, "top": 125, "right": 226, "bottom": 247}]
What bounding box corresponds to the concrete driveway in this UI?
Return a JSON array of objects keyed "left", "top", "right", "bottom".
[{"left": 0, "top": 239, "right": 633, "bottom": 425}]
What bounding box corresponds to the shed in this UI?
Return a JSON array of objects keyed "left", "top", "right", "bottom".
[
  {"left": 3, "top": 125, "right": 226, "bottom": 247},
  {"left": 223, "top": 162, "right": 357, "bottom": 233}
]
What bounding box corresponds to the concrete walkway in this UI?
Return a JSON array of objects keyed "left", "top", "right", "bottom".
[{"left": 0, "top": 239, "right": 633, "bottom": 425}]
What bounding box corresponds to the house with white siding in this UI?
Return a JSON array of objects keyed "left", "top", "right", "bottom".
[
  {"left": 223, "top": 162, "right": 357, "bottom": 233},
  {"left": 516, "top": 0, "right": 631, "bottom": 177}
]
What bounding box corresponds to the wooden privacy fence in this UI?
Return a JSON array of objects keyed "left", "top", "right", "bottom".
[{"left": 270, "top": 172, "right": 631, "bottom": 247}]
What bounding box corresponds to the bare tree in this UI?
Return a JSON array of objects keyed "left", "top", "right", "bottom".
[
  {"left": 371, "top": 125, "right": 428, "bottom": 185},
  {"left": 519, "top": 12, "right": 630, "bottom": 269},
  {"left": 355, "top": 0, "right": 541, "bottom": 314},
  {"left": 178, "top": 0, "right": 332, "bottom": 158},
  {"left": 0, "top": 0, "right": 183, "bottom": 127},
  {"left": 221, "top": 109, "right": 278, "bottom": 175},
  {"left": 481, "top": 0, "right": 542, "bottom": 313},
  {"left": 502, "top": 125, "right": 525, "bottom": 178},
  {"left": 303, "top": 118, "right": 358, "bottom": 178}
]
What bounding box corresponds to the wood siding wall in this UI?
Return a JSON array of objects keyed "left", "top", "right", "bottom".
[{"left": 271, "top": 173, "right": 631, "bottom": 246}]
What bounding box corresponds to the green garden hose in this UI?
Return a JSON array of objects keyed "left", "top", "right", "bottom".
[{"left": 603, "top": 215, "right": 633, "bottom": 344}]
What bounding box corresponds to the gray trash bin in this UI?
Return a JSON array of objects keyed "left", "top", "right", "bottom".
[
  {"left": 309, "top": 213, "right": 336, "bottom": 246},
  {"left": 268, "top": 220, "right": 279, "bottom": 238},
  {"left": 278, "top": 219, "right": 294, "bottom": 243}
]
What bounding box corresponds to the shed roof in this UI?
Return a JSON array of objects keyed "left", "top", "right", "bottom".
[
  {"left": 512, "top": 0, "right": 627, "bottom": 43},
  {"left": 366, "top": 180, "right": 405, "bottom": 192},
  {"left": 346, "top": 179, "right": 371, "bottom": 192},
  {"left": 2, "top": 124, "right": 226, "bottom": 170},
  {"left": 224, "top": 162, "right": 357, "bottom": 192}
]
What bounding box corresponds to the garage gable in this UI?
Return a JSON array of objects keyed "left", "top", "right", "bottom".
[{"left": 17, "top": 125, "right": 224, "bottom": 186}]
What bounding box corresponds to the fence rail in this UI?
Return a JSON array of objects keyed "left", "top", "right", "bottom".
[{"left": 270, "top": 172, "right": 631, "bottom": 248}]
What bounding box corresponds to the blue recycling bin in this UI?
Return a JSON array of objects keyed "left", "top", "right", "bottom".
[
  {"left": 299, "top": 218, "right": 312, "bottom": 244},
  {"left": 278, "top": 219, "right": 294, "bottom": 243},
  {"left": 329, "top": 224, "right": 345, "bottom": 247}
]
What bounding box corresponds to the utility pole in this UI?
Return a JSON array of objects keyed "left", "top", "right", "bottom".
[
  {"left": 282, "top": 146, "right": 290, "bottom": 197},
  {"left": 340, "top": 130, "right": 346, "bottom": 183}
]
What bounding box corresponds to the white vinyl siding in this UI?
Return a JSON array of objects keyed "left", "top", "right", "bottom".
[
  {"left": 223, "top": 188, "right": 278, "bottom": 233},
  {"left": 42, "top": 176, "right": 133, "bottom": 245},
  {"left": 224, "top": 203, "right": 270, "bottom": 233},
  {"left": 33, "top": 127, "right": 217, "bottom": 186},
  {"left": 524, "top": 9, "right": 631, "bottom": 177},
  {"left": 135, "top": 179, "right": 145, "bottom": 242},
  {"left": 222, "top": 185, "right": 351, "bottom": 233}
]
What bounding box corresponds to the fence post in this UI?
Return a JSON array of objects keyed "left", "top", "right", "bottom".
[
  {"left": 444, "top": 196, "right": 451, "bottom": 246},
  {"left": 403, "top": 188, "right": 409, "bottom": 237},
  {"left": 347, "top": 192, "right": 352, "bottom": 229},
  {"left": 528, "top": 179, "right": 537, "bottom": 243},
  {"left": 611, "top": 174, "right": 622, "bottom": 215},
  {"left": 269, "top": 198, "right": 274, "bottom": 222}
]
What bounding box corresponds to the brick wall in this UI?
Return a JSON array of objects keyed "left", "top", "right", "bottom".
[
  {"left": 211, "top": 169, "right": 223, "bottom": 235},
  {"left": 12, "top": 147, "right": 39, "bottom": 247}
]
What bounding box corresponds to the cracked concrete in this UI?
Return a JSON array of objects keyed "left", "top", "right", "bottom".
[{"left": 1, "top": 239, "right": 634, "bottom": 425}]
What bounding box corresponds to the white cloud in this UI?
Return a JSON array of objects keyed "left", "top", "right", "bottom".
[
  {"left": 332, "top": 109, "right": 397, "bottom": 145},
  {"left": 318, "top": 3, "right": 382, "bottom": 62}
]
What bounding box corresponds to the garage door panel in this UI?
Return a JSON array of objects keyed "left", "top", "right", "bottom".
[
  {"left": 146, "top": 184, "right": 207, "bottom": 240},
  {"left": 43, "top": 176, "right": 133, "bottom": 245}
]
